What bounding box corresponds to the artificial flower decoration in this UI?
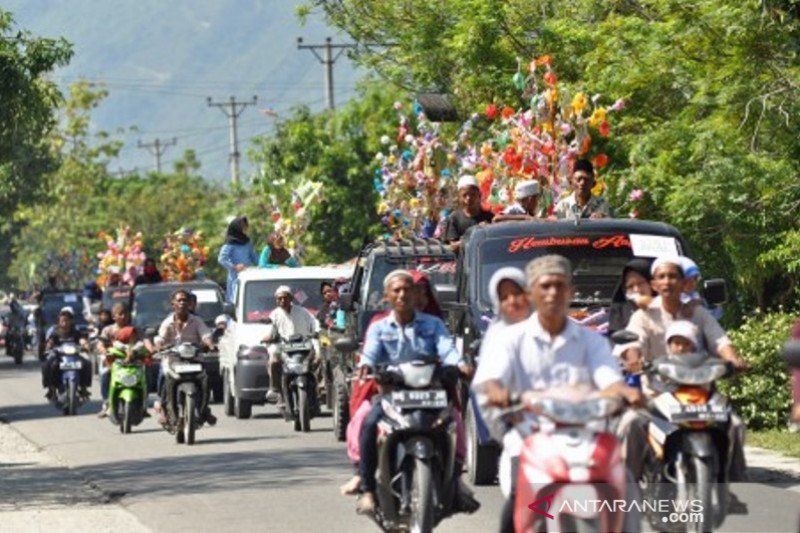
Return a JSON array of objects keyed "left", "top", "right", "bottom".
[
  {"left": 96, "top": 227, "right": 146, "bottom": 287},
  {"left": 159, "top": 228, "right": 209, "bottom": 282},
  {"left": 373, "top": 57, "right": 624, "bottom": 239}
]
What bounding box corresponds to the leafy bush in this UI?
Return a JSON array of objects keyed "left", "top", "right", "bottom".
[{"left": 719, "top": 311, "right": 796, "bottom": 431}]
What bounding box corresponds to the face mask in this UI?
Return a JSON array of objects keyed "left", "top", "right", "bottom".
[{"left": 625, "top": 292, "right": 640, "bottom": 303}]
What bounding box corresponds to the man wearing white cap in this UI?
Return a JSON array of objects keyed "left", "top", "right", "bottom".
[
  {"left": 621, "top": 256, "right": 746, "bottom": 370},
  {"left": 496, "top": 179, "right": 541, "bottom": 220},
  {"left": 444, "top": 175, "right": 494, "bottom": 252},
  {"left": 262, "top": 285, "right": 319, "bottom": 403}
]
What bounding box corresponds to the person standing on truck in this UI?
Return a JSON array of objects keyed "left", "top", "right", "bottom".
[
  {"left": 554, "top": 159, "right": 613, "bottom": 220},
  {"left": 444, "top": 175, "right": 494, "bottom": 252},
  {"left": 494, "top": 180, "right": 542, "bottom": 222},
  {"left": 217, "top": 216, "right": 258, "bottom": 303}
]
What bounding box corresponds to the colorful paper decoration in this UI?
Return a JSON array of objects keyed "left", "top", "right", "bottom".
[
  {"left": 96, "top": 227, "right": 146, "bottom": 287},
  {"left": 159, "top": 228, "right": 209, "bottom": 282}
]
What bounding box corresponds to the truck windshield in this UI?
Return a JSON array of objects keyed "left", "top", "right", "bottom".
[
  {"left": 476, "top": 233, "right": 649, "bottom": 310},
  {"left": 133, "top": 286, "right": 223, "bottom": 329},
  {"left": 243, "top": 279, "right": 328, "bottom": 323},
  {"left": 363, "top": 255, "right": 456, "bottom": 311}
]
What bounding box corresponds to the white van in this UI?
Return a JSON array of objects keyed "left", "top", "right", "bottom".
[{"left": 218, "top": 266, "right": 349, "bottom": 419}]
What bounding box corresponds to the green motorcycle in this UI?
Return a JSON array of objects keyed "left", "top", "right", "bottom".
[{"left": 107, "top": 342, "right": 149, "bottom": 434}]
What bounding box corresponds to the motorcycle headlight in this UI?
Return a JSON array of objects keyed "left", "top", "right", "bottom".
[
  {"left": 119, "top": 373, "right": 139, "bottom": 387},
  {"left": 538, "top": 397, "right": 620, "bottom": 425},
  {"left": 656, "top": 359, "right": 728, "bottom": 385},
  {"left": 398, "top": 362, "right": 436, "bottom": 389},
  {"left": 177, "top": 344, "right": 197, "bottom": 359},
  {"left": 61, "top": 345, "right": 78, "bottom": 355}
]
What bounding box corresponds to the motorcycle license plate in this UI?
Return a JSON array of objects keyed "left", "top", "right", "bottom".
[
  {"left": 173, "top": 363, "right": 202, "bottom": 374},
  {"left": 60, "top": 361, "right": 82, "bottom": 370},
  {"left": 391, "top": 389, "right": 447, "bottom": 409},
  {"left": 671, "top": 404, "right": 729, "bottom": 422}
]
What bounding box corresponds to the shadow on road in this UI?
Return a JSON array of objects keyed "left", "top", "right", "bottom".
[
  {"left": 77, "top": 446, "right": 347, "bottom": 499},
  {"left": 0, "top": 399, "right": 105, "bottom": 422}
]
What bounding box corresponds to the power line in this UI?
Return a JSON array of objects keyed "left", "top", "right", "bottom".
[
  {"left": 206, "top": 95, "right": 258, "bottom": 185},
  {"left": 137, "top": 137, "right": 177, "bottom": 173},
  {"left": 297, "top": 37, "right": 358, "bottom": 110}
]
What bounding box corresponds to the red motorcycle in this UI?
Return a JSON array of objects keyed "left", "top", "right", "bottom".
[{"left": 504, "top": 387, "right": 637, "bottom": 533}]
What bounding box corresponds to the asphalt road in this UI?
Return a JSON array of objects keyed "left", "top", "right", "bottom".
[{"left": 1, "top": 353, "right": 799, "bottom": 533}]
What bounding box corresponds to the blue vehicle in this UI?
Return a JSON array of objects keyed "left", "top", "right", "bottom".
[{"left": 50, "top": 341, "right": 90, "bottom": 416}]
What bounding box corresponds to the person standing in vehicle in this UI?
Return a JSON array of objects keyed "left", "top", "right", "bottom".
[
  {"left": 494, "top": 180, "right": 542, "bottom": 222},
  {"left": 353, "top": 270, "right": 477, "bottom": 515},
  {"left": 444, "top": 175, "right": 494, "bottom": 252},
  {"left": 472, "top": 255, "right": 642, "bottom": 533},
  {"left": 316, "top": 281, "right": 340, "bottom": 328},
  {"left": 134, "top": 258, "right": 163, "bottom": 286},
  {"left": 258, "top": 232, "right": 299, "bottom": 268},
  {"left": 554, "top": 159, "right": 613, "bottom": 220},
  {"left": 261, "top": 286, "right": 319, "bottom": 403},
  {"left": 152, "top": 289, "right": 217, "bottom": 425},
  {"left": 410, "top": 270, "right": 444, "bottom": 319},
  {"left": 218, "top": 216, "right": 258, "bottom": 303}
]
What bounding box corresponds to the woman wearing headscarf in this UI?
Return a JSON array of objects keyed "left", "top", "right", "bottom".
[
  {"left": 476, "top": 267, "right": 531, "bottom": 364},
  {"left": 410, "top": 271, "right": 444, "bottom": 319},
  {"left": 134, "top": 258, "right": 163, "bottom": 286},
  {"left": 258, "top": 232, "right": 299, "bottom": 268},
  {"left": 608, "top": 257, "right": 655, "bottom": 335},
  {"left": 217, "top": 216, "right": 258, "bottom": 302}
]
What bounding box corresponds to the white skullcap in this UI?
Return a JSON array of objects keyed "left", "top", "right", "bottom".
[
  {"left": 679, "top": 256, "right": 700, "bottom": 279},
  {"left": 514, "top": 180, "right": 540, "bottom": 199},
  {"left": 665, "top": 320, "right": 700, "bottom": 349},
  {"left": 650, "top": 256, "right": 684, "bottom": 277},
  {"left": 457, "top": 175, "right": 478, "bottom": 190},
  {"left": 488, "top": 267, "right": 527, "bottom": 314},
  {"left": 214, "top": 314, "right": 227, "bottom": 325},
  {"left": 383, "top": 269, "right": 414, "bottom": 291},
  {"left": 59, "top": 306, "right": 74, "bottom": 316},
  {"left": 274, "top": 285, "right": 293, "bottom": 298}
]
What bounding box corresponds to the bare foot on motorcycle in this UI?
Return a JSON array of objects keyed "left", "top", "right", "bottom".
[
  {"left": 356, "top": 492, "right": 376, "bottom": 515},
  {"left": 340, "top": 475, "right": 361, "bottom": 496}
]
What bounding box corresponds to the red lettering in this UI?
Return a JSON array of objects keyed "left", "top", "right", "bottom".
[
  {"left": 592, "top": 234, "right": 631, "bottom": 249},
  {"left": 507, "top": 236, "right": 591, "bottom": 253}
]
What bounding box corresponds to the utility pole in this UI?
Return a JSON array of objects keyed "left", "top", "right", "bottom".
[
  {"left": 207, "top": 95, "right": 258, "bottom": 185},
  {"left": 137, "top": 138, "right": 176, "bottom": 173},
  {"left": 297, "top": 37, "right": 357, "bottom": 110}
]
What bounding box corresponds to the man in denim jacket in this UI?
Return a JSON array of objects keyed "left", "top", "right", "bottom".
[{"left": 354, "top": 269, "right": 474, "bottom": 514}]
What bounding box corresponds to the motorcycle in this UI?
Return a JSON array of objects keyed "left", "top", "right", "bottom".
[
  {"left": 5, "top": 321, "right": 25, "bottom": 365},
  {"left": 275, "top": 333, "right": 319, "bottom": 432},
  {"left": 159, "top": 342, "right": 210, "bottom": 445},
  {"left": 48, "top": 341, "right": 91, "bottom": 416},
  {"left": 638, "top": 355, "right": 735, "bottom": 532},
  {"left": 107, "top": 342, "right": 149, "bottom": 434},
  {"left": 364, "top": 355, "right": 462, "bottom": 533},
  {"left": 501, "top": 388, "right": 632, "bottom": 533}
]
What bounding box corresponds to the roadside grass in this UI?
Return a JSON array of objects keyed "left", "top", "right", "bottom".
[{"left": 749, "top": 430, "right": 800, "bottom": 458}]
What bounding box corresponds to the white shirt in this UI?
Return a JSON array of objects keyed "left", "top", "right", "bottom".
[
  {"left": 473, "top": 313, "right": 622, "bottom": 393},
  {"left": 267, "top": 305, "right": 319, "bottom": 340}
]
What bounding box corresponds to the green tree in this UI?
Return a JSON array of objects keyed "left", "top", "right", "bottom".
[
  {"left": 0, "top": 9, "right": 73, "bottom": 286},
  {"left": 310, "top": 0, "right": 800, "bottom": 312},
  {"left": 248, "top": 82, "right": 404, "bottom": 263}
]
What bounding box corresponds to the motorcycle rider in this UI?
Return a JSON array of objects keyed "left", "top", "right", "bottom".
[
  {"left": 472, "top": 255, "right": 642, "bottom": 533},
  {"left": 261, "top": 285, "right": 319, "bottom": 404},
  {"left": 97, "top": 302, "right": 140, "bottom": 418},
  {"left": 42, "top": 307, "right": 91, "bottom": 400},
  {"left": 152, "top": 289, "right": 217, "bottom": 425},
  {"left": 618, "top": 256, "right": 748, "bottom": 487},
  {"left": 354, "top": 269, "right": 478, "bottom": 515}
]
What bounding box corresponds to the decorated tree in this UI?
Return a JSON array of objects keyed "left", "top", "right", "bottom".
[
  {"left": 159, "top": 228, "right": 210, "bottom": 282},
  {"left": 95, "top": 227, "right": 146, "bottom": 287}
]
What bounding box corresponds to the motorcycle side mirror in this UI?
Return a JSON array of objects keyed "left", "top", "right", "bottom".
[
  {"left": 223, "top": 302, "right": 236, "bottom": 321},
  {"left": 334, "top": 337, "right": 358, "bottom": 354},
  {"left": 611, "top": 330, "right": 639, "bottom": 345},
  {"left": 703, "top": 278, "right": 728, "bottom": 306},
  {"left": 339, "top": 293, "right": 354, "bottom": 312},
  {"left": 783, "top": 340, "right": 800, "bottom": 369}
]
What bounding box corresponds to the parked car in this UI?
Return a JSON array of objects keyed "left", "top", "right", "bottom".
[
  {"left": 131, "top": 281, "right": 225, "bottom": 400},
  {"left": 335, "top": 238, "right": 455, "bottom": 441},
  {"left": 449, "top": 218, "right": 729, "bottom": 486},
  {"left": 218, "top": 266, "right": 350, "bottom": 420}
]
